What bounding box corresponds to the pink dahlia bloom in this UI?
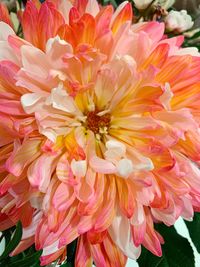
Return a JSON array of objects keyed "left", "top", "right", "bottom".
[{"left": 1, "top": 0, "right": 200, "bottom": 266}]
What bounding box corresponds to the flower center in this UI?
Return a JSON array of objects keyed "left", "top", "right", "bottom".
[{"left": 85, "top": 110, "right": 111, "bottom": 135}]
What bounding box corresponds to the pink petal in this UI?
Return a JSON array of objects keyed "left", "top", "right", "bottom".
[
  {"left": 6, "top": 139, "right": 42, "bottom": 176},
  {"left": 28, "top": 154, "right": 58, "bottom": 192},
  {"left": 52, "top": 182, "right": 75, "bottom": 211},
  {"left": 89, "top": 156, "right": 116, "bottom": 174}
]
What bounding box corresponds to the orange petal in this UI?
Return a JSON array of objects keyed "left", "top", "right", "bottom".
[
  {"left": 37, "top": 1, "right": 65, "bottom": 50},
  {"left": 22, "top": 1, "right": 39, "bottom": 47},
  {"left": 6, "top": 139, "right": 42, "bottom": 176},
  {"left": 111, "top": 2, "right": 132, "bottom": 34},
  {"left": 75, "top": 234, "right": 92, "bottom": 267},
  {"left": 140, "top": 43, "right": 169, "bottom": 70},
  {"left": 0, "top": 3, "right": 13, "bottom": 28},
  {"left": 116, "top": 178, "right": 135, "bottom": 218}
]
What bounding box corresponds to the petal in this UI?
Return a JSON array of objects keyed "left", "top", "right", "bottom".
[
  {"left": 21, "top": 1, "right": 39, "bottom": 46},
  {"left": 105, "top": 140, "right": 129, "bottom": 168},
  {"left": 75, "top": 235, "right": 92, "bottom": 267},
  {"left": 154, "top": 108, "right": 198, "bottom": 139},
  {"left": 28, "top": 154, "right": 57, "bottom": 192},
  {"left": 0, "top": 173, "right": 24, "bottom": 195},
  {"left": 112, "top": 116, "right": 159, "bottom": 131},
  {"left": 0, "top": 3, "right": 13, "bottom": 28},
  {"left": 57, "top": 0, "right": 73, "bottom": 24},
  {"left": 46, "top": 86, "right": 77, "bottom": 113},
  {"left": 109, "top": 210, "right": 141, "bottom": 259},
  {"left": 6, "top": 139, "right": 41, "bottom": 176},
  {"left": 111, "top": 2, "right": 132, "bottom": 34},
  {"left": 91, "top": 234, "right": 127, "bottom": 267},
  {"left": 71, "top": 159, "right": 87, "bottom": 178},
  {"left": 10, "top": 236, "right": 35, "bottom": 256},
  {"left": 94, "top": 178, "right": 116, "bottom": 232},
  {"left": 116, "top": 159, "right": 133, "bottom": 178},
  {"left": 116, "top": 178, "right": 135, "bottom": 218},
  {"left": 40, "top": 247, "right": 66, "bottom": 266},
  {"left": 21, "top": 45, "right": 51, "bottom": 78},
  {"left": 159, "top": 83, "right": 173, "bottom": 110},
  {"left": 52, "top": 182, "right": 75, "bottom": 211},
  {"left": 42, "top": 240, "right": 60, "bottom": 256},
  {"left": 140, "top": 43, "right": 169, "bottom": 70},
  {"left": 85, "top": 0, "right": 99, "bottom": 17},
  {"left": 0, "top": 213, "right": 15, "bottom": 231},
  {"left": 0, "top": 99, "right": 25, "bottom": 115},
  {"left": 132, "top": 21, "right": 164, "bottom": 45},
  {"left": 21, "top": 93, "right": 46, "bottom": 114},
  {"left": 58, "top": 214, "right": 79, "bottom": 247},
  {"left": 22, "top": 211, "right": 43, "bottom": 239},
  {"left": 89, "top": 156, "right": 116, "bottom": 174},
  {"left": 56, "top": 153, "right": 74, "bottom": 183},
  {"left": 0, "top": 21, "right": 15, "bottom": 41},
  {"left": 94, "top": 68, "right": 117, "bottom": 110},
  {"left": 0, "top": 41, "right": 18, "bottom": 63},
  {"left": 8, "top": 35, "right": 31, "bottom": 56},
  {"left": 105, "top": 140, "right": 126, "bottom": 156},
  {"left": 75, "top": 167, "right": 95, "bottom": 203},
  {"left": 128, "top": 147, "right": 154, "bottom": 171},
  {"left": 142, "top": 210, "right": 162, "bottom": 257}
]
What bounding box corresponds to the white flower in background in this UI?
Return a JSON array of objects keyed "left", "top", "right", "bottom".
[
  {"left": 158, "top": 0, "right": 175, "bottom": 10},
  {"left": 133, "top": 0, "right": 153, "bottom": 10},
  {"left": 133, "top": 0, "right": 175, "bottom": 10},
  {"left": 165, "top": 10, "right": 194, "bottom": 32}
]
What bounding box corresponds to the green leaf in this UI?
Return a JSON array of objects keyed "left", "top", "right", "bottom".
[
  {"left": 60, "top": 263, "right": 74, "bottom": 267},
  {"left": 137, "top": 223, "right": 195, "bottom": 267},
  {"left": 185, "top": 212, "right": 200, "bottom": 253},
  {"left": 137, "top": 247, "right": 163, "bottom": 267},
  {"left": 3, "top": 227, "right": 15, "bottom": 246},
  {"left": 187, "top": 31, "right": 200, "bottom": 40},
  {"left": 102, "top": 0, "right": 118, "bottom": 8},
  {"left": 7, "top": 250, "right": 42, "bottom": 267},
  {"left": 66, "top": 239, "right": 77, "bottom": 264},
  {"left": 0, "top": 221, "right": 22, "bottom": 261}
]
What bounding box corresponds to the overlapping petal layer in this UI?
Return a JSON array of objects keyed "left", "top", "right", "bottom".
[{"left": 0, "top": 0, "right": 200, "bottom": 266}]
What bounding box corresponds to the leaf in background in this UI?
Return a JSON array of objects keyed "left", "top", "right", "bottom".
[
  {"left": 66, "top": 239, "right": 77, "bottom": 265},
  {"left": 185, "top": 212, "right": 200, "bottom": 253},
  {"left": 137, "top": 247, "right": 163, "bottom": 267},
  {"left": 102, "top": 0, "right": 118, "bottom": 8},
  {"left": 0, "top": 221, "right": 22, "bottom": 261},
  {"left": 2, "top": 226, "right": 15, "bottom": 246},
  {"left": 60, "top": 263, "right": 73, "bottom": 267},
  {"left": 187, "top": 30, "right": 200, "bottom": 40},
  {"left": 7, "top": 250, "right": 42, "bottom": 267},
  {"left": 137, "top": 223, "right": 195, "bottom": 267}
]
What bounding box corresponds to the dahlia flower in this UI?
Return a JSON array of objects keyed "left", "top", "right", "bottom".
[{"left": 0, "top": 0, "right": 200, "bottom": 266}]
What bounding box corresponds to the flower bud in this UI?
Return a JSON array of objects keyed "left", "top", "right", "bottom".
[
  {"left": 165, "top": 10, "right": 194, "bottom": 32},
  {"left": 133, "top": 0, "right": 175, "bottom": 10},
  {"left": 133, "top": 0, "right": 153, "bottom": 10}
]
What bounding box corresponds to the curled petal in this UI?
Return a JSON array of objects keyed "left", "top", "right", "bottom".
[
  {"left": 6, "top": 139, "right": 41, "bottom": 176},
  {"left": 28, "top": 154, "right": 58, "bottom": 192}
]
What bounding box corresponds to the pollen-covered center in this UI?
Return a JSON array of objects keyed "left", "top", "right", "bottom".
[{"left": 85, "top": 110, "right": 111, "bottom": 134}]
